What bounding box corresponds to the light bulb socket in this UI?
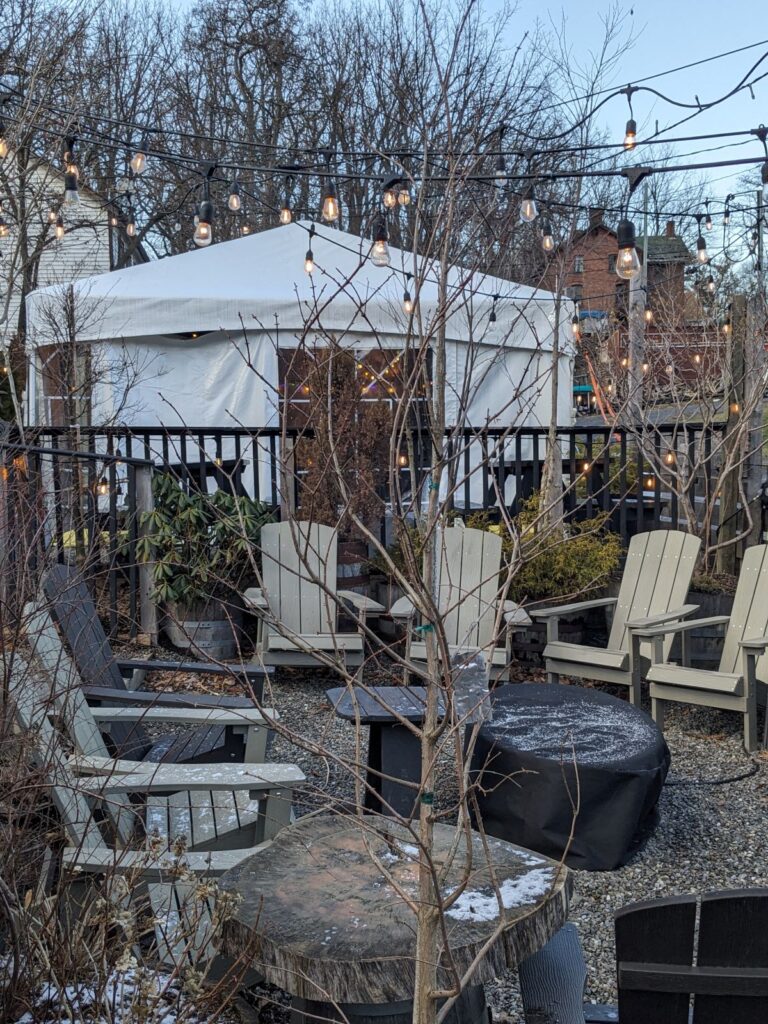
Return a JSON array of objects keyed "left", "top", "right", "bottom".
[
  {"left": 696, "top": 235, "right": 708, "bottom": 262},
  {"left": 198, "top": 200, "right": 214, "bottom": 225},
  {"left": 617, "top": 219, "right": 636, "bottom": 250},
  {"left": 63, "top": 171, "right": 78, "bottom": 193}
]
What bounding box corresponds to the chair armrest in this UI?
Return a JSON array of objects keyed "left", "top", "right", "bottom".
[
  {"left": 87, "top": 706, "right": 278, "bottom": 727},
  {"left": 115, "top": 659, "right": 268, "bottom": 680},
  {"left": 242, "top": 587, "right": 268, "bottom": 610},
  {"left": 82, "top": 686, "right": 256, "bottom": 709},
  {"left": 502, "top": 601, "right": 533, "bottom": 627},
  {"left": 631, "top": 615, "right": 730, "bottom": 640},
  {"left": 337, "top": 590, "right": 386, "bottom": 614},
  {"left": 625, "top": 604, "right": 699, "bottom": 630},
  {"left": 70, "top": 757, "right": 305, "bottom": 793},
  {"left": 530, "top": 597, "right": 617, "bottom": 619},
  {"left": 739, "top": 635, "right": 768, "bottom": 651},
  {"left": 390, "top": 596, "right": 416, "bottom": 619}
]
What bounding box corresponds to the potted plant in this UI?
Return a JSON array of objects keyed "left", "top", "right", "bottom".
[{"left": 137, "top": 473, "right": 274, "bottom": 658}]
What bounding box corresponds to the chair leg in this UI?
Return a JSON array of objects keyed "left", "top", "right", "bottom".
[
  {"left": 629, "top": 665, "right": 642, "bottom": 707},
  {"left": 744, "top": 703, "right": 757, "bottom": 754},
  {"left": 547, "top": 668, "right": 560, "bottom": 686},
  {"left": 651, "top": 696, "right": 666, "bottom": 731}
]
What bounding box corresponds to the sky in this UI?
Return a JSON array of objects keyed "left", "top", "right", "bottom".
[{"left": 497, "top": 0, "right": 767, "bottom": 207}]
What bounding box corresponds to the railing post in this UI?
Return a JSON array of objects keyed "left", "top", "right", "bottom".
[{"left": 135, "top": 463, "right": 158, "bottom": 643}]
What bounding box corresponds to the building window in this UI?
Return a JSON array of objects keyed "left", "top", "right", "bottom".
[
  {"left": 573, "top": 256, "right": 584, "bottom": 273},
  {"left": 608, "top": 254, "right": 617, "bottom": 274},
  {"left": 567, "top": 285, "right": 583, "bottom": 303}
]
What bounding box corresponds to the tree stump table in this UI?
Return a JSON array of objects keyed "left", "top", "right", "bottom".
[{"left": 219, "top": 812, "right": 572, "bottom": 1023}]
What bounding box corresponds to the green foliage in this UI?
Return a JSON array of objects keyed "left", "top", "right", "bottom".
[
  {"left": 137, "top": 474, "right": 274, "bottom": 606},
  {"left": 506, "top": 494, "right": 623, "bottom": 603}
]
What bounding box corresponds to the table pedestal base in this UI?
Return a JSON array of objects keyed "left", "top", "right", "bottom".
[{"left": 291, "top": 985, "right": 487, "bottom": 1024}]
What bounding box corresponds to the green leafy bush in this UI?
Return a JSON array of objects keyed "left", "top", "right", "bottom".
[
  {"left": 137, "top": 474, "right": 274, "bottom": 605},
  {"left": 506, "top": 495, "right": 622, "bottom": 603}
]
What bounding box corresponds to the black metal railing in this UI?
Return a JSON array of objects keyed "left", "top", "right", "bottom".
[{"left": 7, "top": 420, "right": 733, "bottom": 635}]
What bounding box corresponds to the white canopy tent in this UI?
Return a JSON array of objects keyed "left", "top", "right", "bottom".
[{"left": 26, "top": 221, "right": 573, "bottom": 504}]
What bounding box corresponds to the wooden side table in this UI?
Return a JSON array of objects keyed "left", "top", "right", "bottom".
[{"left": 326, "top": 685, "right": 437, "bottom": 818}]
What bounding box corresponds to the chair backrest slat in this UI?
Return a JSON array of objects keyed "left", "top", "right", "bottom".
[
  {"left": 439, "top": 527, "right": 503, "bottom": 650},
  {"left": 616, "top": 890, "right": 768, "bottom": 1023},
  {"left": 9, "top": 652, "right": 115, "bottom": 852},
  {"left": 43, "top": 565, "right": 125, "bottom": 690},
  {"left": 609, "top": 531, "right": 700, "bottom": 655},
  {"left": 720, "top": 545, "right": 768, "bottom": 677},
  {"left": 261, "top": 521, "right": 337, "bottom": 637}
]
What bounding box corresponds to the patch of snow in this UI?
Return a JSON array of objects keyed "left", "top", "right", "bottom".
[
  {"left": 444, "top": 867, "right": 554, "bottom": 922},
  {"left": 486, "top": 698, "right": 657, "bottom": 764}
]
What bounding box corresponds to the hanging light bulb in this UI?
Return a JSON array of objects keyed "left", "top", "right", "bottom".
[
  {"left": 0, "top": 214, "right": 8, "bottom": 239},
  {"left": 615, "top": 219, "right": 641, "bottom": 279},
  {"left": 489, "top": 296, "right": 499, "bottom": 324},
  {"left": 279, "top": 174, "right": 294, "bottom": 224},
  {"left": 304, "top": 223, "right": 315, "bottom": 273},
  {"left": 696, "top": 234, "right": 708, "bottom": 264},
  {"left": 397, "top": 187, "right": 411, "bottom": 206},
  {"left": 704, "top": 201, "right": 713, "bottom": 231},
  {"left": 126, "top": 206, "right": 136, "bottom": 237},
  {"left": 540, "top": 218, "right": 555, "bottom": 252},
  {"left": 706, "top": 274, "right": 715, "bottom": 294},
  {"left": 241, "top": 222, "right": 251, "bottom": 235},
  {"left": 193, "top": 198, "right": 213, "bottom": 247},
  {"left": 130, "top": 135, "right": 149, "bottom": 176},
  {"left": 227, "top": 179, "right": 241, "bottom": 212},
  {"left": 623, "top": 118, "right": 637, "bottom": 150},
  {"left": 403, "top": 288, "right": 414, "bottom": 314},
  {"left": 96, "top": 476, "right": 109, "bottom": 497},
  {"left": 383, "top": 187, "right": 398, "bottom": 209},
  {"left": 321, "top": 178, "right": 339, "bottom": 222},
  {"left": 371, "top": 216, "right": 390, "bottom": 267},
  {"left": 519, "top": 185, "right": 538, "bottom": 223},
  {"left": 723, "top": 205, "right": 731, "bottom": 227},
  {"left": 55, "top": 214, "right": 65, "bottom": 240},
  {"left": 48, "top": 208, "right": 57, "bottom": 224},
  {"left": 109, "top": 212, "right": 118, "bottom": 228},
  {"left": 571, "top": 313, "right": 581, "bottom": 339},
  {"left": 0, "top": 119, "right": 7, "bottom": 160},
  {"left": 63, "top": 170, "right": 80, "bottom": 205},
  {"left": 644, "top": 307, "right": 654, "bottom": 323},
  {"left": 495, "top": 153, "right": 506, "bottom": 180}
]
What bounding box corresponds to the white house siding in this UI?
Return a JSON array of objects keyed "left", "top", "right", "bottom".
[{"left": 0, "top": 154, "right": 113, "bottom": 421}]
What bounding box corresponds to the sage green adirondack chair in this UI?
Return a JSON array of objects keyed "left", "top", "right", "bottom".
[
  {"left": 533, "top": 530, "right": 701, "bottom": 705},
  {"left": 391, "top": 525, "right": 530, "bottom": 681},
  {"left": 9, "top": 649, "right": 304, "bottom": 966},
  {"left": 243, "top": 521, "right": 383, "bottom": 674},
  {"left": 636, "top": 543, "right": 768, "bottom": 752}
]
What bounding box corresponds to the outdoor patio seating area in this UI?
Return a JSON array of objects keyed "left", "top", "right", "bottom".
[{"left": 3, "top": 2, "right": 768, "bottom": 1020}]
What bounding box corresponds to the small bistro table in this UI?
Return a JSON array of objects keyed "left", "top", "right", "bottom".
[
  {"left": 219, "top": 813, "right": 572, "bottom": 1023},
  {"left": 326, "top": 685, "right": 437, "bottom": 818}
]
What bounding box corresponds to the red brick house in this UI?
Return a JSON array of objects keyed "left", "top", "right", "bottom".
[{"left": 554, "top": 209, "right": 722, "bottom": 411}]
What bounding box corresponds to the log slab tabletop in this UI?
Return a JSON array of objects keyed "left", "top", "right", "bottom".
[{"left": 219, "top": 812, "right": 572, "bottom": 1004}]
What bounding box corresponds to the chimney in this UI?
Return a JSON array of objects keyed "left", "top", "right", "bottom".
[
  {"left": 588, "top": 207, "right": 604, "bottom": 230},
  {"left": 665, "top": 220, "right": 675, "bottom": 237}
]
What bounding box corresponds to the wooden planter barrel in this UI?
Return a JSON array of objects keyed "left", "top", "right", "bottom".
[{"left": 162, "top": 597, "right": 245, "bottom": 660}]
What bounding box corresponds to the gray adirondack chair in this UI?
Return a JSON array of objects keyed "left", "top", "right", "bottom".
[
  {"left": 391, "top": 526, "right": 531, "bottom": 682},
  {"left": 533, "top": 530, "right": 701, "bottom": 705},
  {"left": 25, "top": 604, "right": 292, "bottom": 852},
  {"left": 243, "top": 521, "right": 384, "bottom": 674},
  {"left": 44, "top": 563, "right": 269, "bottom": 762},
  {"left": 634, "top": 543, "right": 768, "bottom": 752},
  {"left": 9, "top": 648, "right": 304, "bottom": 966}
]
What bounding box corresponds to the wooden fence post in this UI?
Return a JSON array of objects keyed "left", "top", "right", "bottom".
[{"left": 135, "top": 464, "right": 158, "bottom": 643}]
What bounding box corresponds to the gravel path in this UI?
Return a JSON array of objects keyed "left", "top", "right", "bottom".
[{"left": 262, "top": 669, "right": 768, "bottom": 1019}]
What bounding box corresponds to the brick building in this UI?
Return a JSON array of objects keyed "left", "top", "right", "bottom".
[{"left": 554, "top": 209, "right": 722, "bottom": 413}]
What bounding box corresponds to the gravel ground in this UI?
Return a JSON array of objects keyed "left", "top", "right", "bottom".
[
  {"left": 140, "top": 650, "right": 768, "bottom": 1021},
  {"left": 262, "top": 668, "right": 768, "bottom": 1019}
]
